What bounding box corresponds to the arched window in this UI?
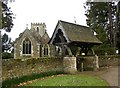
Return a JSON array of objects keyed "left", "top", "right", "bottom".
[
  {"left": 44, "top": 45, "right": 49, "bottom": 56},
  {"left": 23, "top": 38, "right": 31, "bottom": 54},
  {"left": 36, "top": 27, "right": 39, "bottom": 32},
  {"left": 44, "top": 48, "right": 48, "bottom": 55}
]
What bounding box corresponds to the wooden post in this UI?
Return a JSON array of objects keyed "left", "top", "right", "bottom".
[
  {"left": 81, "top": 62, "right": 83, "bottom": 72},
  {"left": 64, "top": 45, "right": 73, "bottom": 56},
  {"left": 61, "top": 44, "right": 65, "bottom": 57}
]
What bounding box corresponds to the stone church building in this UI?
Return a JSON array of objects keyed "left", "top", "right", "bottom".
[
  {"left": 14, "top": 20, "right": 101, "bottom": 73},
  {"left": 14, "top": 20, "right": 101, "bottom": 60},
  {"left": 14, "top": 23, "right": 55, "bottom": 59}
]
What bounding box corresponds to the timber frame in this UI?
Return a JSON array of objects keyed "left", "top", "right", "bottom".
[{"left": 49, "top": 20, "right": 102, "bottom": 57}]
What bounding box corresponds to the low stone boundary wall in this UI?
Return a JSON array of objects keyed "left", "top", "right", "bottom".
[
  {"left": 63, "top": 57, "right": 77, "bottom": 74},
  {"left": 2, "top": 57, "right": 63, "bottom": 81},
  {"left": 77, "top": 55, "right": 120, "bottom": 71},
  {"left": 2, "top": 55, "right": 120, "bottom": 81},
  {"left": 77, "top": 55, "right": 99, "bottom": 71},
  {"left": 99, "top": 55, "right": 120, "bottom": 67}
]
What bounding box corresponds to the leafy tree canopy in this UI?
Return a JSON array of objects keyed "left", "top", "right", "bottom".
[
  {"left": 1, "top": 1, "right": 14, "bottom": 32},
  {"left": 84, "top": 2, "right": 120, "bottom": 55},
  {"left": 2, "top": 33, "right": 13, "bottom": 52}
]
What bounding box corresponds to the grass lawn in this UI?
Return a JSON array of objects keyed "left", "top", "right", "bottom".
[{"left": 25, "top": 74, "right": 108, "bottom": 86}]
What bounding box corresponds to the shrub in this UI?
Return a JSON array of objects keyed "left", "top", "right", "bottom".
[
  {"left": 2, "top": 52, "right": 13, "bottom": 59},
  {"left": 2, "top": 71, "right": 64, "bottom": 88},
  {"left": 93, "top": 44, "right": 116, "bottom": 55}
]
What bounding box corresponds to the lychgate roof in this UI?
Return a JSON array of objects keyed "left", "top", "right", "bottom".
[
  {"left": 61, "top": 20, "right": 102, "bottom": 44},
  {"left": 49, "top": 20, "right": 102, "bottom": 45}
]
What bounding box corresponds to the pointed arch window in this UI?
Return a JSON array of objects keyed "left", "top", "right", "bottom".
[
  {"left": 43, "top": 45, "right": 49, "bottom": 56},
  {"left": 23, "top": 38, "right": 31, "bottom": 54},
  {"left": 44, "top": 47, "right": 48, "bottom": 55},
  {"left": 36, "top": 27, "right": 39, "bottom": 32}
]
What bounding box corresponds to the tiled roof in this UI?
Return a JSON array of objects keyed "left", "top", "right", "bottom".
[
  {"left": 14, "top": 29, "right": 50, "bottom": 44},
  {"left": 41, "top": 31, "right": 50, "bottom": 44},
  {"left": 30, "top": 29, "right": 42, "bottom": 43},
  {"left": 60, "top": 20, "right": 102, "bottom": 44}
]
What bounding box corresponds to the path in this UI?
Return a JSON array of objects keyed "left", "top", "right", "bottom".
[
  {"left": 99, "top": 66, "right": 119, "bottom": 86},
  {"left": 81, "top": 66, "right": 119, "bottom": 87}
]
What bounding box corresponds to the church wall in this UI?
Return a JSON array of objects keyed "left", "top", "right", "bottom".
[
  {"left": 49, "top": 44, "right": 56, "bottom": 57},
  {"left": 14, "top": 31, "right": 40, "bottom": 59},
  {"left": 32, "top": 42, "right": 40, "bottom": 58}
]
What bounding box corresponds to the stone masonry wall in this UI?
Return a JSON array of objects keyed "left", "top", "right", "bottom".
[
  {"left": 99, "top": 55, "right": 120, "bottom": 67},
  {"left": 2, "top": 55, "right": 120, "bottom": 81},
  {"left": 2, "top": 57, "right": 63, "bottom": 81},
  {"left": 77, "top": 55, "right": 120, "bottom": 71}
]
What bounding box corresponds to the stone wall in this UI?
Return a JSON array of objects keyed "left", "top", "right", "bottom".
[
  {"left": 14, "top": 30, "right": 39, "bottom": 59},
  {"left": 2, "top": 57, "right": 63, "bottom": 81},
  {"left": 77, "top": 56, "right": 98, "bottom": 71},
  {"left": 63, "top": 57, "right": 77, "bottom": 74},
  {"left": 99, "top": 55, "right": 120, "bottom": 67},
  {"left": 2, "top": 55, "right": 120, "bottom": 81},
  {"left": 77, "top": 55, "right": 120, "bottom": 71}
]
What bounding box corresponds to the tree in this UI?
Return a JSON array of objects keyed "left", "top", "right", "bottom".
[
  {"left": 0, "top": 0, "right": 15, "bottom": 59},
  {"left": 0, "top": 0, "right": 15, "bottom": 29},
  {"left": 2, "top": 33, "right": 13, "bottom": 52},
  {"left": 1, "top": 1, "right": 14, "bottom": 32},
  {"left": 84, "top": 2, "right": 119, "bottom": 55},
  {"left": 116, "top": 1, "right": 120, "bottom": 54},
  {"left": 2, "top": 33, "right": 13, "bottom": 59}
]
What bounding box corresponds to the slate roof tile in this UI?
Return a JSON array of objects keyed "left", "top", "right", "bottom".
[{"left": 60, "top": 20, "right": 102, "bottom": 44}]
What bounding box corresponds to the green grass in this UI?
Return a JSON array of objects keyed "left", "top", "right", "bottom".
[
  {"left": 2, "top": 71, "right": 64, "bottom": 88},
  {"left": 25, "top": 74, "right": 108, "bottom": 86}
]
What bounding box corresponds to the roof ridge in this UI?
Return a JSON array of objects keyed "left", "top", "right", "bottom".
[
  {"left": 42, "top": 31, "right": 50, "bottom": 38},
  {"left": 59, "top": 20, "right": 89, "bottom": 28}
]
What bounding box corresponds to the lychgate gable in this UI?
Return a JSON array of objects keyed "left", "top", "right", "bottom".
[{"left": 49, "top": 20, "right": 102, "bottom": 57}]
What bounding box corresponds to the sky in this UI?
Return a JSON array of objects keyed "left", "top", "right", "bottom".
[{"left": 7, "top": 0, "right": 87, "bottom": 41}]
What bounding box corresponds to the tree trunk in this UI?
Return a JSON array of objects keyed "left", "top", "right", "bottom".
[
  {"left": 108, "top": 3, "right": 114, "bottom": 48},
  {"left": 0, "top": 1, "right": 2, "bottom": 29},
  {"left": 114, "top": 2, "right": 119, "bottom": 52}
]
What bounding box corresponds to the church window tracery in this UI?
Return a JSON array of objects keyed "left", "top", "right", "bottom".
[{"left": 22, "top": 38, "right": 31, "bottom": 54}]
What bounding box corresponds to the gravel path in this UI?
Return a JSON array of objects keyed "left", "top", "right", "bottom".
[
  {"left": 80, "top": 66, "right": 119, "bottom": 87},
  {"left": 99, "top": 66, "right": 119, "bottom": 86}
]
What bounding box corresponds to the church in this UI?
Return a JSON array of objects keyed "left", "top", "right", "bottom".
[
  {"left": 14, "top": 23, "right": 55, "bottom": 59},
  {"left": 14, "top": 20, "right": 101, "bottom": 59}
]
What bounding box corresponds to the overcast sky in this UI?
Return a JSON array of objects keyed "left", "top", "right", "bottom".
[{"left": 7, "top": 0, "right": 87, "bottom": 41}]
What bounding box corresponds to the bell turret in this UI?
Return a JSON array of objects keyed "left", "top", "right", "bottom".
[{"left": 31, "top": 22, "right": 46, "bottom": 37}]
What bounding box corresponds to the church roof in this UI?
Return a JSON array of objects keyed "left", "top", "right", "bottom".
[
  {"left": 14, "top": 28, "right": 50, "bottom": 44},
  {"left": 30, "top": 29, "right": 42, "bottom": 43},
  {"left": 49, "top": 20, "right": 102, "bottom": 45},
  {"left": 41, "top": 31, "right": 50, "bottom": 44}
]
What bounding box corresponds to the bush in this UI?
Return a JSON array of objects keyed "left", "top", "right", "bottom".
[
  {"left": 2, "top": 71, "right": 65, "bottom": 88},
  {"left": 93, "top": 44, "right": 116, "bottom": 55},
  {"left": 2, "top": 52, "right": 13, "bottom": 59}
]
